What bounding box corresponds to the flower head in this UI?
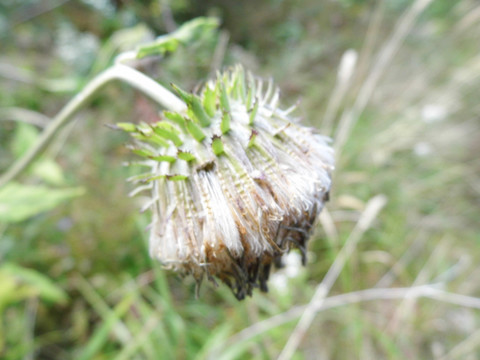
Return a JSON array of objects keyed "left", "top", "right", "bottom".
[{"left": 117, "top": 66, "right": 334, "bottom": 299}]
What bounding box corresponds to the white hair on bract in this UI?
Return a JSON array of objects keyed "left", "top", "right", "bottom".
[{"left": 118, "top": 65, "right": 334, "bottom": 300}]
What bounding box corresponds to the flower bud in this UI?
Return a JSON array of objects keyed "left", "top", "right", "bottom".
[{"left": 118, "top": 65, "right": 334, "bottom": 299}]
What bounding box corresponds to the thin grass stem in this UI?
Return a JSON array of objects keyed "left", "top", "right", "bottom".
[
  {"left": 218, "top": 285, "right": 480, "bottom": 358},
  {"left": 277, "top": 194, "right": 387, "bottom": 360},
  {"left": 334, "top": 0, "right": 435, "bottom": 156},
  {"left": 0, "top": 64, "right": 185, "bottom": 187}
]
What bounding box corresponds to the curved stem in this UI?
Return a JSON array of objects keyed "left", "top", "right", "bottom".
[{"left": 0, "top": 64, "right": 186, "bottom": 187}]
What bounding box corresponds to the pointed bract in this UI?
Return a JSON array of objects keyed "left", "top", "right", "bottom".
[{"left": 211, "top": 136, "right": 225, "bottom": 156}]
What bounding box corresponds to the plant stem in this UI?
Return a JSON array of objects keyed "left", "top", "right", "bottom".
[
  {"left": 0, "top": 64, "right": 186, "bottom": 187},
  {"left": 278, "top": 194, "right": 387, "bottom": 360}
]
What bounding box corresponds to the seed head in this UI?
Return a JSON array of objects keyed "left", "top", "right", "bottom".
[{"left": 118, "top": 66, "right": 334, "bottom": 299}]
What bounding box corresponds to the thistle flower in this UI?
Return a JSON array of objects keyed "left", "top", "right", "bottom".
[{"left": 117, "top": 66, "right": 334, "bottom": 299}]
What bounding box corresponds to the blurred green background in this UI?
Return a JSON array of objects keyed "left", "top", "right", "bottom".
[{"left": 1, "top": 0, "right": 479, "bottom": 359}]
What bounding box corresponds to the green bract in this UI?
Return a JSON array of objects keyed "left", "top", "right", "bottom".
[{"left": 118, "top": 65, "right": 334, "bottom": 299}]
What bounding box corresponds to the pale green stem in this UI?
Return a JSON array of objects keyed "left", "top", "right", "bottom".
[{"left": 0, "top": 64, "right": 186, "bottom": 187}]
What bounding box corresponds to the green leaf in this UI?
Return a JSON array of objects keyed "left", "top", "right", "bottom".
[
  {"left": 149, "top": 174, "right": 189, "bottom": 181},
  {"left": 219, "top": 82, "right": 230, "bottom": 113},
  {"left": 185, "top": 119, "right": 206, "bottom": 142},
  {"left": 131, "top": 148, "right": 155, "bottom": 158},
  {"left": 166, "top": 174, "right": 188, "bottom": 181},
  {"left": 136, "top": 17, "right": 219, "bottom": 59},
  {"left": 76, "top": 296, "right": 134, "bottom": 360},
  {"left": 136, "top": 38, "right": 179, "bottom": 59},
  {"left": 212, "top": 136, "right": 225, "bottom": 156},
  {"left": 0, "top": 271, "right": 17, "bottom": 309},
  {"left": 195, "top": 323, "right": 232, "bottom": 360},
  {"left": 32, "top": 159, "right": 66, "bottom": 186},
  {"left": 11, "top": 123, "right": 39, "bottom": 158},
  {"left": 236, "top": 67, "right": 246, "bottom": 101},
  {"left": 126, "top": 172, "right": 153, "bottom": 183},
  {"left": 0, "top": 183, "right": 84, "bottom": 223},
  {"left": 115, "top": 122, "right": 137, "bottom": 132},
  {"left": 249, "top": 100, "right": 259, "bottom": 125},
  {"left": 171, "top": 83, "right": 193, "bottom": 104},
  {"left": 11, "top": 124, "right": 68, "bottom": 186},
  {"left": 177, "top": 151, "right": 196, "bottom": 162},
  {"left": 151, "top": 122, "right": 183, "bottom": 146},
  {"left": 0, "top": 263, "right": 68, "bottom": 305},
  {"left": 203, "top": 86, "right": 217, "bottom": 117},
  {"left": 132, "top": 133, "right": 169, "bottom": 148},
  {"left": 221, "top": 111, "right": 231, "bottom": 134},
  {"left": 164, "top": 111, "right": 186, "bottom": 130},
  {"left": 230, "top": 67, "right": 245, "bottom": 100},
  {"left": 190, "top": 96, "right": 211, "bottom": 127},
  {"left": 136, "top": 122, "right": 154, "bottom": 134},
  {"left": 172, "top": 17, "right": 220, "bottom": 44},
  {"left": 150, "top": 155, "right": 176, "bottom": 163}
]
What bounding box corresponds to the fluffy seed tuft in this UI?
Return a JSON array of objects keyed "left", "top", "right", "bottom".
[{"left": 119, "top": 65, "right": 334, "bottom": 299}]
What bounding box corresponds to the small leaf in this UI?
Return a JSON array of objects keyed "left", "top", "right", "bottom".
[
  {"left": 203, "top": 86, "right": 216, "bottom": 117},
  {"left": 32, "top": 159, "right": 65, "bottom": 186},
  {"left": 151, "top": 123, "right": 183, "bottom": 146},
  {"left": 195, "top": 323, "right": 232, "bottom": 359},
  {"left": 131, "top": 148, "right": 156, "bottom": 158},
  {"left": 115, "top": 122, "right": 137, "bottom": 132},
  {"left": 1, "top": 263, "right": 68, "bottom": 304},
  {"left": 219, "top": 82, "right": 230, "bottom": 113},
  {"left": 178, "top": 151, "right": 196, "bottom": 161},
  {"left": 136, "top": 123, "right": 154, "bottom": 135},
  {"left": 76, "top": 296, "right": 134, "bottom": 360},
  {"left": 171, "top": 83, "right": 193, "bottom": 104},
  {"left": 148, "top": 174, "right": 189, "bottom": 181},
  {"left": 11, "top": 123, "right": 39, "bottom": 158},
  {"left": 136, "top": 38, "right": 179, "bottom": 58},
  {"left": 127, "top": 173, "right": 154, "bottom": 183},
  {"left": 150, "top": 155, "right": 176, "bottom": 163},
  {"left": 211, "top": 136, "right": 225, "bottom": 156},
  {"left": 171, "top": 17, "right": 220, "bottom": 45},
  {"left": 230, "top": 67, "right": 245, "bottom": 100},
  {"left": 166, "top": 174, "right": 189, "bottom": 181},
  {"left": 189, "top": 96, "right": 211, "bottom": 127},
  {"left": 164, "top": 111, "right": 186, "bottom": 130},
  {"left": 249, "top": 100, "right": 259, "bottom": 125},
  {"left": 185, "top": 119, "right": 206, "bottom": 142},
  {"left": 221, "top": 111, "right": 231, "bottom": 134},
  {"left": 132, "top": 133, "right": 169, "bottom": 148},
  {"left": 0, "top": 183, "right": 84, "bottom": 223},
  {"left": 135, "top": 17, "right": 219, "bottom": 59},
  {"left": 236, "top": 66, "right": 246, "bottom": 101},
  {"left": 153, "top": 121, "right": 181, "bottom": 133}
]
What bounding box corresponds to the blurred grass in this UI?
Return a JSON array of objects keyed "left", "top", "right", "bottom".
[{"left": 1, "top": 0, "right": 480, "bottom": 359}]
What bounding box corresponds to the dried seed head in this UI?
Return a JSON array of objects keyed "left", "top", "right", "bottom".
[{"left": 118, "top": 65, "right": 334, "bottom": 299}]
